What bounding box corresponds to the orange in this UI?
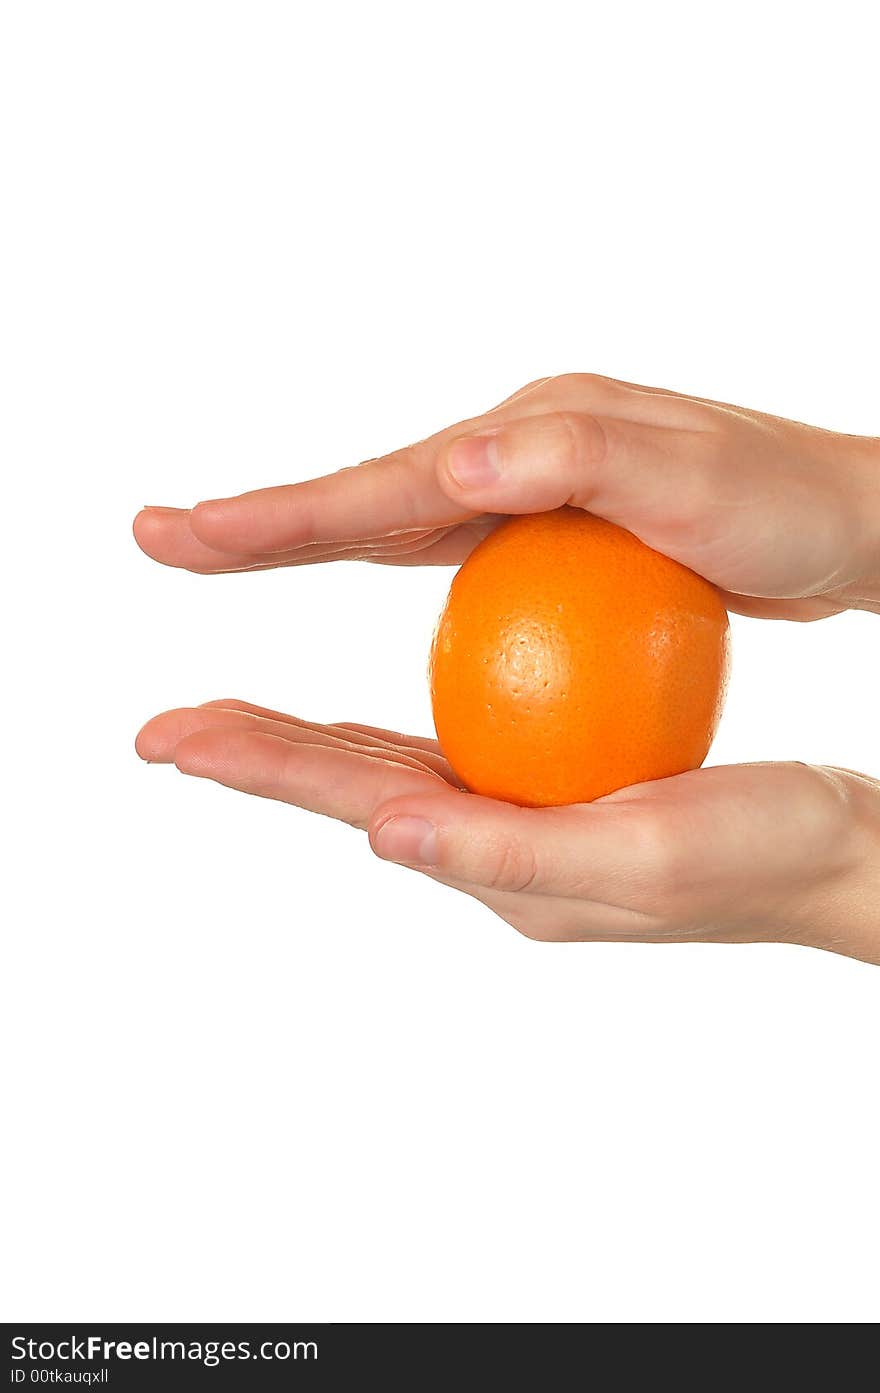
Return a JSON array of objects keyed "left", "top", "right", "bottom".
[{"left": 429, "top": 508, "right": 730, "bottom": 807}]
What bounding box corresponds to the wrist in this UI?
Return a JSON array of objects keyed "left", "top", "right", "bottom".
[
  {"left": 839, "top": 435, "right": 880, "bottom": 614},
  {"left": 799, "top": 768, "right": 880, "bottom": 963}
]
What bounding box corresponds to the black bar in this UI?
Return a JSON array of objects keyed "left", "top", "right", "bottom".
[{"left": 4, "top": 1322, "right": 612, "bottom": 1389}]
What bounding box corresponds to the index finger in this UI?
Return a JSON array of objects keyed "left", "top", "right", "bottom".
[{"left": 184, "top": 379, "right": 555, "bottom": 555}]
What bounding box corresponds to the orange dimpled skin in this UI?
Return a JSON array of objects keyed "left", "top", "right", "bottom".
[{"left": 429, "top": 509, "right": 730, "bottom": 807}]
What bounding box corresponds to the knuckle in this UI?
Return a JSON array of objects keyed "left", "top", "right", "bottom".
[
  {"left": 552, "top": 410, "right": 608, "bottom": 473},
  {"left": 485, "top": 835, "right": 540, "bottom": 894},
  {"left": 553, "top": 371, "right": 612, "bottom": 394},
  {"left": 540, "top": 410, "right": 579, "bottom": 466},
  {"left": 378, "top": 443, "right": 435, "bottom": 520}
]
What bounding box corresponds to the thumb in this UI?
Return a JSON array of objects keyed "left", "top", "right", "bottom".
[
  {"left": 436, "top": 409, "right": 710, "bottom": 540},
  {"left": 368, "top": 789, "right": 630, "bottom": 899}
]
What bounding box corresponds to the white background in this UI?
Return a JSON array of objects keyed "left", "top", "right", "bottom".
[{"left": 2, "top": 1, "right": 878, "bottom": 1323}]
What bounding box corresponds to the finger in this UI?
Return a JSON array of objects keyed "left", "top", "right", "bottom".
[
  {"left": 187, "top": 456, "right": 466, "bottom": 555},
  {"left": 356, "top": 515, "right": 498, "bottom": 565},
  {"left": 182, "top": 387, "right": 583, "bottom": 556},
  {"left": 203, "top": 704, "right": 455, "bottom": 778},
  {"left": 172, "top": 728, "right": 444, "bottom": 825},
  {"left": 140, "top": 376, "right": 674, "bottom": 562},
  {"left": 332, "top": 721, "right": 444, "bottom": 756},
  {"left": 136, "top": 705, "right": 449, "bottom": 777},
  {"left": 183, "top": 701, "right": 449, "bottom": 768},
  {"left": 133, "top": 507, "right": 260, "bottom": 572},
  {"left": 133, "top": 506, "right": 462, "bottom": 573},
  {"left": 367, "top": 789, "right": 640, "bottom": 899},
  {"left": 330, "top": 723, "right": 461, "bottom": 783},
  {"left": 133, "top": 506, "right": 355, "bottom": 572},
  {"left": 136, "top": 374, "right": 729, "bottom": 568}
]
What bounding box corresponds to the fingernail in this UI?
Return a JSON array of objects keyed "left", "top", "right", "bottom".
[
  {"left": 446, "top": 433, "right": 501, "bottom": 489},
  {"left": 373, "top": 816, "right": 438, "bottom": 865}
]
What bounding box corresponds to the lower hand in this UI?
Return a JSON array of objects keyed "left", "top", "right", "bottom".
[{"left": 136, "top": 700, "right": 880, "bottom": 964}]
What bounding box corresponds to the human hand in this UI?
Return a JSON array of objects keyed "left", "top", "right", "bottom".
[
  {"left": 134, "top": 374, "right": 880, "bottom": 620},
  {"left": 136, "top": 701, "right": 880, "bottom": 964}
]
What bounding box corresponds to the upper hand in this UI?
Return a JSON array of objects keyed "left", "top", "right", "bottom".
[{"left": 134, "top": 373, "right": 880, "bottom": 620}]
